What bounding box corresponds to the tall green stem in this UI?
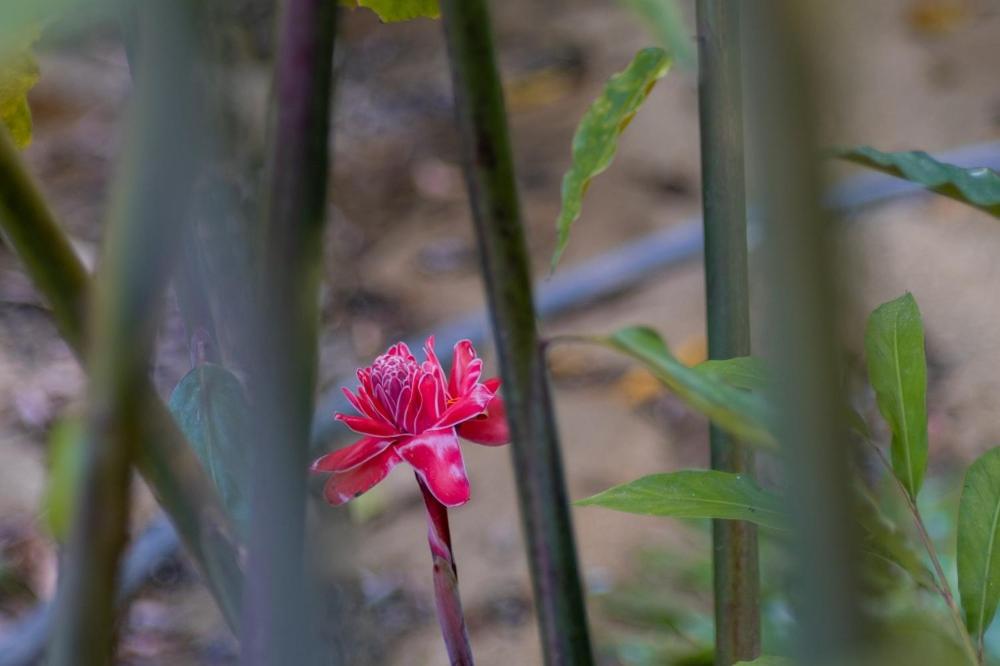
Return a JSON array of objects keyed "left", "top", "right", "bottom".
[
  {"left": 239, "top": 1, "right": 336, "bottom": 664},
  {"left": 696, "top": 3, "right": 760, "bottom": 664},
  {"left": 439, "top": 2, "right": 594, "bottom": 664},
  {"left": 48, "top": 2, "right": 203, "bottom": 663},
  {"left": 0, "top": 50, "right": 243, "bottom": 644},
  {"left": 744, "top": 4, "right": 863, "bottom": 664}
]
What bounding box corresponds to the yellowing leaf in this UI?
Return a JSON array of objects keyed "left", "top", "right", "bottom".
[
  {"left": 0, "top": 29, "right": 40, "bottom": 149},
  {"left": 339, "top": 0, "right": 439, "bottom": 22}
]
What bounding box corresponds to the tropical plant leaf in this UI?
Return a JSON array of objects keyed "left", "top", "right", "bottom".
[
  {"left": 618, "top": 0, "right": 694, "bottom": 66},
  {"left": 339, "top": 0, "right": 439, "bottom": 22},
  {"left": 957, "top": 446, "right": 1000, "bottom": 647},
  {"left": 551, "top": 47, "right": 670, "bottom": 270},
  {"left": 0, "top": 28, "right": 40, "bottom": 149},
  {"left": 41, "top": 418, "right": 83, "bottom": 542},
  {"left": 168, "top": 363, "right": 251, "bottom": 536},
  {"left": 838, "top": 146, "right": 1000, "bottom": 218},
  {"left": 693, "top": 356, "right": 769, "bottom": 392},
  {"left": 577, "top": 470, "right": 785, "bottom": 530},
  {"left": 865, "top": 293, "right": 928, "bottom": 499},
  {"left": 602, "top": 327, "right": 775, "bottom": 448}
]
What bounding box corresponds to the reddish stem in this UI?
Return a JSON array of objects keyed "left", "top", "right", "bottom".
[{"left": 417, "top": 475, "right": 474, "bottom": 666}]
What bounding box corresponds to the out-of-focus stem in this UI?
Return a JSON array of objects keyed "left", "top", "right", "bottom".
[
  {"left": 744, "top": 4, "right": 863, "bottom": 664},
  {"left": 239, "top": 1, "right": 336, "bottom": 664},
  {"left": 695, "top": 3, "right": 760, "bottom": 664},
  {"left": 0, "top": 33, "right": 243, "bottom": 642},
  {"left": 48, "top": 2, "right": 203, "bottom": 663},
  {"left": 418, "top": 477, "right": 474, "bottom": 666},
  {"left": 439, "top": 1, "right": 595, "bottom": 664}
]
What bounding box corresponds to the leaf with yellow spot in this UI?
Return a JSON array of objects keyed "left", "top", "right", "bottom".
[
  {"left": 338, "top": 0, "right": 439, "bottom": 22},
  {"left": 0, "top": 28, "right": 40, "bottom": 149}
]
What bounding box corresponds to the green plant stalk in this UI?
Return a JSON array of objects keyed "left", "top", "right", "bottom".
[
  {"left": 744, "top": 4, "right": 864, "bottom": 664},
  {"left": 0, "top": 38, "right": 243, "bottom": 642},
  {"left": 239, "top": 1, "right": 336, "bottom": 664},
  {"left": 439, "top": 1, "right": 595, "bottom": 664},
  {"left": 48, "top": 2, "right": 206, "bottom": 663},
  {"left": 867, "top": 443, "right": 980, "bottom": 665},
  {"left": 696, "top": 3, "right": 760, "bottom": 663}
]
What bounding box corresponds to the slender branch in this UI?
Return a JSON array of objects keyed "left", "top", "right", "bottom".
[
  {"left": 48, "top": 2, "right": 204, "bottom": 663},
  {"left": 0, "top": 49, "right": 243, "bottom": 642},
  {"left": 418, "top": 477, "right": 474, "bottom": 666},
  {"left": 239, "top": 1, "right": 337, "bottom": 664},
  {"left": 695, "top": 3, "right": 760, "bottom": 663},
  {"left": 438, "top": 2, "right": 594, "bottom": 664},
  {"left": 867, "top": 443, "right": 980, "bottom": 665}
]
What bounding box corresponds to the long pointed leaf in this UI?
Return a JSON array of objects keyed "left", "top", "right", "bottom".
[
  {"left": 839, "top": 146, "right": 1000, "bottom": 218},
  {"left": 551, "top": 47, "right": 670, "bottom": 270},
  {"left": 602, "top": 327, "right": 775, "bottom": 448},
  {"left": 577, "top": 470, "right": 784, "bottom": 530},
  {"left": 958, "top": 446, "right": 1000, "bottom": 648},
  {"left": 865, "top": 293, "right": 928, "bottom": 499}
]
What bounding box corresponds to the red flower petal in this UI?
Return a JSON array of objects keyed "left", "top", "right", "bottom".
[
  {"left": 414, "top": 370, "right": 445, "bottom": 433},
  {"left": 311, "top": 436, "right": 395, "bottom": 473},
  {"left": 434, "top": 383, "right": 494, "bottom": 430},
  {"left": 449, "top": 340, "right": 483, "bottom": 397},
  {"left": 456, "top": 395, "right": 509, "bottom": 446},
  {"left": 397, "top": 430, "right": 470, "bottom": 507},
  {"left": 335, "top": 413, "right": 399, "bottom": 438},
  {"left": 322, "top": 445, "right": 402, "bottom": 506}
]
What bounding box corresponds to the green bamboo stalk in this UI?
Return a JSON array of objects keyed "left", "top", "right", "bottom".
[
  {"left": 695, "top": 3, "right": 760, "bottom": 664},
  {"left": 744, "top": 4, "right": 863, "bottom": 665},
  {"left": 439, "top": 2, "right": 594, "bottom": 664},
  {"left": 0, "top": 32, "right": 243, "bottom": 642},
  {"left": 239, "top": 1, "right": 336, "bottom": 664},
  {"left": 48, "top": 2, "right": 205, "bottom": 663}
]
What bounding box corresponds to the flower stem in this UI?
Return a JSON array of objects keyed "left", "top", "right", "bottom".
[{"left": 417, "top": 476, "right": 474, "bottom": 666}]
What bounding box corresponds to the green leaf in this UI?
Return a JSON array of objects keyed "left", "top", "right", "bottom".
[
  {"left": 0, "top": 28, "right": 40, "bottom": 149},
  {"left": 957, "top": 446, "right": 1000, "bottom": 646},
  {"left": 838, "top": 146, "right": 1000, "bottom": 218},
  {"left": 618, "top": 0, "right": 695, "bottom": 66},
  {"left": 551, "top": 47, "right": 670, "bottom": 270},
  {"left": 577, "top": 470, "right": 785, "bottom": 530},
  {"left": 734, "top": 658, "right": 792, "bottom": 666},
  {"left": 168, "top": 363, "right": 251, "bottom": 536},
  {"left": 602, "top": 327, "right": 775, "bottom": 448},
  {"left": 339, "top": 0, "right": 439, "bottom": 22},
  {"left": 693, "top": 356, "right": 769, "bottom": 392},
  {"left": 865, "top": 293, "right": 928, "bottom": 499},
  {"left": 41, "top": 418, "right": 84, "bottom": 542},
  {"left": 855, "top": 485, "right": 936, "bottom": 590}
]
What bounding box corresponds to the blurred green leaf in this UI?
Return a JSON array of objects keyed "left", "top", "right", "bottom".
[
  {"left": 42, "top": 418, "right": 84, "bottom": 542},
  {"left": 957, "top": 446, "right": 1000, "bottom": 647},
  {"left": 838, "top": 146, "right": 1000, "bottom": 218},
  {"left": 618, "top": 0, "right": 694, "bottom": 66},
  {"left": 552, "top": 48, "right": 670, "bottom": 270},
  {"left": 602, "top": 327, "right": 775, "bottom": 448},
  {"left": 339, "top": 0, "right": 439, "bottom": 22},
  {"left": 168, "top": 363, "right": 250, "bottom": 536},
  {"left": 577, "top": 470, "right": 785, "bottom": 530},
  {"left": 865, "top": 293, "right": 928, "bottom": 499},
  {"left": 855, "top": 485, "right": 936, "bottom": 590},
  {"left": 693, "top": 356, "right": 768, "bottom": 392},
  {"left": 0, "top": 27, "right": 40, "bottom": 149},
  {"left": 734, "top": 658, "right": 791, "bottom": 666}
]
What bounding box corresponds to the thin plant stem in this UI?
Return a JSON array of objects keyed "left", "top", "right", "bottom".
[
  {"left": 0, "top": 57, "right": 243, "bottom": 639},
  {"left": 49, "top": 2, "right": 203, "bottom": 663},
  {"left": 438, "top": 1, "right": 595, "bottom": 663},
  {"left": 867, "top": 443, "right": 980, "bottom": 665},
  {"left": 695, "top": 2, "right": 760, "bottom": 663},
  {"left": 417, "top": 476, "right": 474, "bottom": 666},
  {"left": 239, "top": 1, "right": 337, "bottom": 664}
]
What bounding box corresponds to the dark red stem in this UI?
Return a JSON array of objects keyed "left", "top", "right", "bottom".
[{"left": 417, "top": 475, "right": 474, "bottom": 666}]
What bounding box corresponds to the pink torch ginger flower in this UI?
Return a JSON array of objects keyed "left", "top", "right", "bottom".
[{"left": 312, "top": 337, "right": 509, "bottom": 507}]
